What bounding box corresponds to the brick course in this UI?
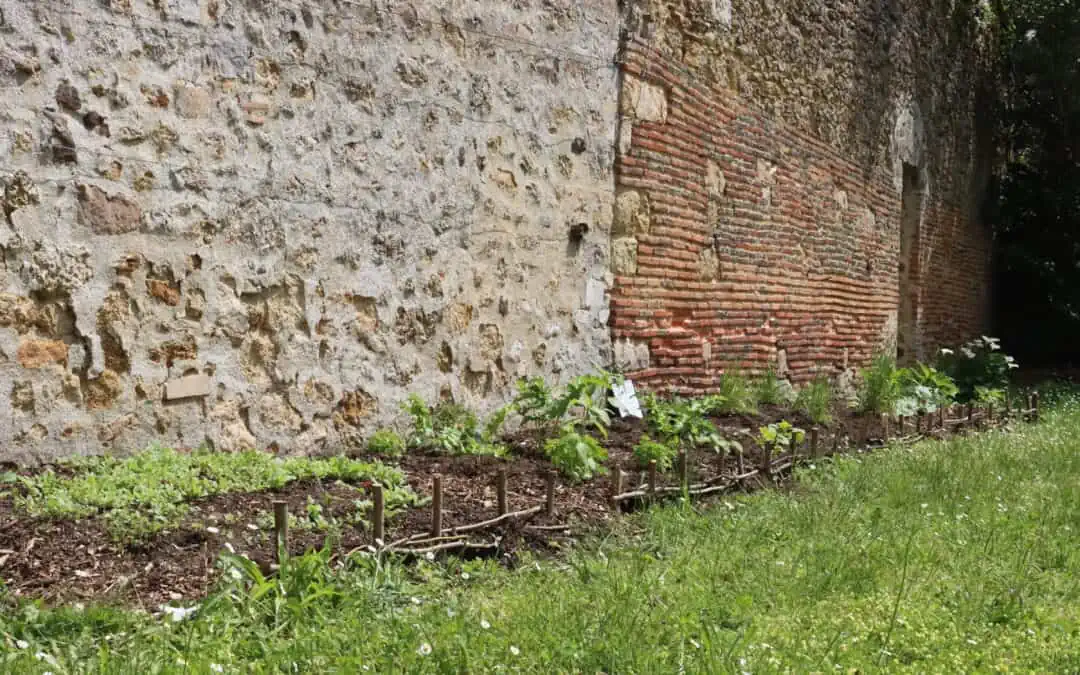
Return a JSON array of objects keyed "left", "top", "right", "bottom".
[{"left": 611, "top": 40, "right": 991, "bottom": 391}]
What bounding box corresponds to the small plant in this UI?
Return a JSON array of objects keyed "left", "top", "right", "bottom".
[
  {"left": 757, "top": 420, "right": 805, "bottom": 453},
  {"left": 633, "top": 435, "right": 679, "bottom": 471},
  {"left": 512, "top": 377, "right": 554, "bottom": 425},
  {"left": 974, "top": 386, "right": 1006, "bottom": 406},
  {"left": 716, "top": 369, "right": 758, "bottom": 414},
  {"left": 895, "top": 363, "right": 959, "bottom": 415},
  {"left": 856, "top": 353, "right": 902, "bottom": 414},
  {"left": 543, "top": 427, "right": 608, "bottom": 482},
  {"left": 795, "top": 376, "right": 833, "bottom": 424},
  {"left": 403, "top": 395, "right": 506, "bottom": 457},
  {"left": 756, "top": 365, "right": 793, "bottom": 406},
  {"left": 644, "top": 394, "right": 740, "bottom": 456},
  {"left": 937, "top": 336, "right": 1018, "bottom": 402},
  {"left": 366, "top": 429, "right": 406, "bottom": 458}
]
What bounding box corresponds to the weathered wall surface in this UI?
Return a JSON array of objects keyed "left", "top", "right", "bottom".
[
  {"left": 0, "top": 0, "right": 619, "bottom": 462},
  {"left": 610, "top": 0, "right": 995, "bottom": 390}
]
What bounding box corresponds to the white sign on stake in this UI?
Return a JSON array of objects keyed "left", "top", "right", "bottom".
[{"left": 611, "top": 379, "right": 643, "bottom": 419}]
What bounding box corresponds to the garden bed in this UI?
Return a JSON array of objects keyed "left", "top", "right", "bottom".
[{"left": 0, "top": 396, "right": 1019, "bottom": 610}]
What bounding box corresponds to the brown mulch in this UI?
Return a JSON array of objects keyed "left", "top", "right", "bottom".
[{"left": 0, "top": 405, "right": 901, "bottom": 610}]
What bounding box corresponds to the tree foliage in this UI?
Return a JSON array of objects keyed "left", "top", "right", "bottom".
[{"left": 992, "top": 0, "right": 1080, "bottom": 363}]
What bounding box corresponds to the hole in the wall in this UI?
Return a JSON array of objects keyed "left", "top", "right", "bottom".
[{"left": 897, "top": 163, "right": 926, "bottom": 364}]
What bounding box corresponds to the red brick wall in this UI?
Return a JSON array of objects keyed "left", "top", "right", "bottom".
[{"left": 610, "top": 40, "right": 991, "bottom": 391}]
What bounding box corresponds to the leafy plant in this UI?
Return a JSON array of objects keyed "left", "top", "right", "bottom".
[
  {"left": 856, "top": 353, "right": 903, "bottom": 414},
  {"left": 644, "top": 394, "right": 740, "bottom": 456},
  {"left": 795, "top": 376, "right": 833, "bottom": 424},
  {"left": 633, "top": 435, "right": 679, "bottom": 472},
  {"left": 543, "top": 427, "right": 608, "bottom": 482},
  {"left": 512, "top": 377, "right": 554, "bottom": 425},
  {"left": 366, "top": 429, "right": 406, "bottom": 458},
  {"left": 937, "top": 337, "right": 1018, "bottom": 402},
  {"left": 716, "top": 369, "right": 758, "bottom": 414},
  {"left": 403, "top": 395, "right": 506, "bottom": 457},
  {"left": 975, "top": 386, "right": 1007, "bottom": 406},
  {"left": 895, "top": 363, "right": 959, "bottom": 415},
  {"left": 757, "top": 420, "right": 806, "bottom": 453}
]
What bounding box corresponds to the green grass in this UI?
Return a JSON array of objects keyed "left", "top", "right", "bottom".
[
  {"left": 9, "top": 447, "right": 413, "bottom": 542},
  {"left": 3, "top": 399, "right": 1080, "bottom": 672}
]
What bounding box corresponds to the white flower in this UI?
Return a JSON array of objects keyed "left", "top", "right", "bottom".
[
  {"left": 480, "top": 619, "right": 491, "bottom": 630},
  {"left": 417, "top": 642, "right": 432, "bottom": 656},
  {"left": 410, "top": 597, "right": 422, "bottom": 606},
  {"left": 689, "top": 639, "right": 701, "bottom": 649},
  {"left": 939, "top": 348, "right": 954, "bottom": 356},
  {"left": 210, "top": 664, "right": 224, "bottom": 673},
  {"left": 510, "top": 645, "right": 520, "bottom": 656},
  {"left": 16, "top": 639, "right": 29, "bottom": 649},
  {"left": 425, "top": 551, "right": 435, "bottom": 562},
  {"left": 461, "top": 572, "right": 470, "bottom": 581},
  {"left": 229, "top": 567, "right": 243, "bottom": 581},
  {"left": 446, "top": 607, "right": 456, "bottom": 618},
  {"left": 1025, "top": 28, "right": 1037, "bottom": 41},
  {"left": 34, "top": 652, "right": 48, "bottom": 661},
  {"left": 160, "top": 605, "right": 198, "bottom": 622},
  {"left": 961, "top": 347, "right": 976, "bottom": 359}
]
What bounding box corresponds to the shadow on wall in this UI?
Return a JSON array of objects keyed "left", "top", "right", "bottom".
[{"left": 846, "top": 0, "right": 990, "bottom": 187}]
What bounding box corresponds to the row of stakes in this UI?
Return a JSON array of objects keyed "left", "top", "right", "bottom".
[
  {"left": 269, "top": 393, "right": 1041, "bottom": 563},
  {"left": 270, "top": 470, "right": 558, "bottom": 564}
]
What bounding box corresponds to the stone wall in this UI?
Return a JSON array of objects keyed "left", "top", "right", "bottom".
[
  {"left": 0, "top": 0, "right": 620, "bottom": 462},
  {"left": 610, "top": 0, "right": 995, "bottom": 390}
]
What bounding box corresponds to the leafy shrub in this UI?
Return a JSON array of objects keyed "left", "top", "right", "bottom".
[
  {"left": 895, "top": 363, "right": 959, "bottom": 415},
  {"left": 975, "top": 386, "right": 1006, "bottom": 406},
  {"left": 643, "top": 394, "right": 741, "bottom": 456},
  {"left": 856, "top": 353, "right": 902, "bottom": 414},
  {"left": 795, "top": 377, "right": 833, "bottom": 424},
  {"left": 543, "top": 428, "right": 608, "bottom": 482},
  {"left": 715, "top": 370, "right": 758, "bottom": 414},
  {"left": 403, "top": 395, "right": 506, "bottom": 457},
  {"left": 633, "top": 435, "right": 679, "bottom": 472},
  {"left": 366, "top": 429, "right": 405, "bottom": 457},
  {"left": 757, "top": 420, "right": 805, "bottom": 452},
  {"left": 937, "top": 336, "right": 1018, "bottom": 402},
  {"left": 511, "top": 370, "right": 622, "bottom": 438}
]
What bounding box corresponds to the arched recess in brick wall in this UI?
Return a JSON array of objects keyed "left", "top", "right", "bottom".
[{"left": 898, "top": 163, "right": 927, "bottom": 365}]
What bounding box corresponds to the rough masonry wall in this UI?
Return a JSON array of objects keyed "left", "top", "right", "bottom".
[
  {"left": 0, "top": 0, "right": 619, "bottom": 462},
  {"left": 610, "top": 0, "right": 995, "bottom": 391}
]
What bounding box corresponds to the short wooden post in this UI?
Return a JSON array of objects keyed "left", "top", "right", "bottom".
[
  {"left": 898, "top": 415, "right": 906, "bottom": 436},
  {"left": 272, "top": 500, "right": 288, "bottom": 565},
  {"left": 678, "top": 451, "right": 689, "bottom": 489},
  {"left": 761, "top": 441, "right": 773, "bottom": 480},
  {"left": 987, "top": 403, "right": 994, "bottom": 425},
  {"left": 1026, "top": 394, "right": 1034, "bottom": 422},
  {"left": 647, "top": 460, "right": 658, "bottom": 495},
  {"left": 736, "top": 447, "right": 745, "bottom": 475},
  {"left": 372, "top": 484, "right": 385, "bottom": 544},
  {"left": 609, "top": 466, "right": 623, "bottom": 510},
  {"left": 882, "top": 414, "right": 890, "bottom": 442},
  {"left": 938, "top": 406, "right": 945, "bottom": 430},
  {"left": 915, "top": 414, "right": 922, "bottom": 434},
  {"left": 1033, "top": 392, "right": 1040, "bottom": 422},
  {"left": 496, "top": 468, "right": 508, "bottom": 516},
  {"left": 431, "top": 475, "right": 443, "bottom": 538},
  {"left": 544, "top": 471, "right": 556, "bottom": 517},
  {"left": 966, "top": 404, "right": 973, "bottom": 430},
  {"left": 810, "top": 427, "right": 820, "bottom": 459}
]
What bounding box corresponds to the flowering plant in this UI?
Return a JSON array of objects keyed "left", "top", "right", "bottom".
[{"left": 936, "top": 336, "right": 1017, "bottom": 403}]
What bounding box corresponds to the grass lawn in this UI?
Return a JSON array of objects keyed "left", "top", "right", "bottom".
[{"left": 2, "top": 397, "right": 1079, "bottom": 673}]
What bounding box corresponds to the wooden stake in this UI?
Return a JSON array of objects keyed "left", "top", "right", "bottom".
[
  {"left": 898, "top": 415, "right": 906, "bottom": 436},
  {"left": 372, "top": 484, "right": 385, "bottom": 544},
  {"left": 647, "top": 460, "right": 658, "bottom": 495},
  {"left": 938, "top": 406, "right": 945, "bottom": 430},
  {"left": 496, "top": 468, "right": 508, "bottom": 516},
  {"left": 737, "top": 447, "right": 745, "bottom": 475},
  {"left": 272, "top": 500, "right": 288, "bottom": 565},
  {"left": 915, "top": 414, "right": 922, "bottom": 434},
  {"left": 609, "top": 466, "right": 623, "bottom": 510},
  {"left": 1033, "top": 392, "right": 1040, "bottom": 422},
  {"left": 545, "top": 471, "right": 556, "bottom": 517},
  {"left": 678, "top": 451, "right": 689, "bottom": 489},
  {"left": 882, "top": 414, "right": 890, "bottom": 442},
  {"left": 431, "top": 475, "right": 443, "bottom": 538},
  {"left": 1026, "top": 394, "right": 1034, "bottom": 422},
  {"left": 810, "top": 427, "right": 820, "bottom": 459},
  {"left": 761, "top": 441, "right": 773, "bottom": 480},
  {"left": 987, "top": 403, "right": 994, "bottom": 425}
]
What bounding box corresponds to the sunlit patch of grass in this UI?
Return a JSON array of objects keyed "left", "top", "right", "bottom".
[{"left": 2, "top": 394, "right": 1080, "bottom": 672}]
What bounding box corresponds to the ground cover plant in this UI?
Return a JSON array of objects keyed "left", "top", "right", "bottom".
[
  {"left": 0, "top": 388, "right": 1073, "bottom": 672},
  {"left": 7, "top": 448, "right": 412, "bottom": 543}
]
